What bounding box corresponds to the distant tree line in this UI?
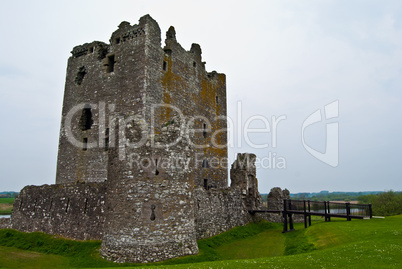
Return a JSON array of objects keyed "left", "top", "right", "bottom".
[
  {"left": 0, "top": 192, "right": 18, "bottom": 198},
  {"left": 289, "top": 191, "right": 386, "bottom": 202},
  {"left": 261, "top": 191, "right": 385, "bottom": 203},
  {"left": 358, "top": 191, "right": 402, "bottom": 216}
]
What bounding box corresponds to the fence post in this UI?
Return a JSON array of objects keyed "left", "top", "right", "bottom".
[
  {"left": 324, "top": 201, "right": 328, "bottom": 222},
  {"left": 346, "top": 202, "right": 351, "bottom": 221},
  {"left": 369, "top": 203, "right": 372, "bottom": 219},
  {"left": 308, "top": 200, "right": 311, "bottom": 226},
  {"left": 288, "top": 200, "right": 294, "bottom": 231},
  {"left": 327, "top": 201, "right": 331, "bottom": 222},
  {"left": 303, "top": 200, "right": 307, "bottom": 228},
  {"left": 282, "top": 199, "right": 288, "bottom": 233}
]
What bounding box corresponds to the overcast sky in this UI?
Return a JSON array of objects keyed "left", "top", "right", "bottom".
[{"left": 0, "top": 0, "right": 401, "bottom": 193}]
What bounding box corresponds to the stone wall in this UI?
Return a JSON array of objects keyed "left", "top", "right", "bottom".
[
  {"left": 230, "top": 153, "right": 262, "bottom": 210},
  {"left": 252, "top": 212, "right": 284, "bottom": 223},
  {"left": 0, "top": 218, "right": 11, "bottom": 229},
  {"left": 252, "top": 187, "right": 303, "bottom": 223},
  {"left": 194, "top": 187, "right": 251, "bottom": 239},
  {"left": 267, "top": 187, "right": 290, "bottom": 211},
  {"left": 11, "top": 183, "right": 107, "bottom": 240}
]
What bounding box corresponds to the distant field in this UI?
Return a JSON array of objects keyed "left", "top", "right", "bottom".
[
  {"left": 0, "top": 198, "right": 14, "bottom": 214},
  {"left": 0, "top": 215, "right": 401, "bottom": 268},
  {"left": 0, "top": 198, "right": 15, "bottom": 204}
]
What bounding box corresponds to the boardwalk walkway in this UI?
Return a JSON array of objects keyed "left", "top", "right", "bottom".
[{"left": 250, "top": 199, "right": 372, "bottom": 232}]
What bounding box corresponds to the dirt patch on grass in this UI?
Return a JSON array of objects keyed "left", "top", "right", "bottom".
[{"left": 0, "top": 204, "right": 12, "bottom": 211}]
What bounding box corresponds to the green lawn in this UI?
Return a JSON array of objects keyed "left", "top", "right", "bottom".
[
  {"left": 216, "top": 229, "right": 285, "bottom": 259},
  {"left": 0, "top": 215, "right": 401, "bottom": 268},
  {"left": 0, "top": 246, "right": 69, "bottom": 269}
]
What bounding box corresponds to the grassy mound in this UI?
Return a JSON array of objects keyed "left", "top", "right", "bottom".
[{"left": 0, "top": 216, "right": 401, "bottom": 268}]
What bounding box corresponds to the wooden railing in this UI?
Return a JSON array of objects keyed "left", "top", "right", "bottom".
[{"left": 250, "top": 199, "right": 372, "bottom": 232}]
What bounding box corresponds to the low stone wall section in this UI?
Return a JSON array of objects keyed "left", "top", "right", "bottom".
[
  {"left": 194, "top": 187, "right": 252, "bottom": 239},
  {"left": 0, "top": 218, "right": 11, "bottom": 229},
  {"left": 11, "top": 183, "right": 107, "bottom": 240}
]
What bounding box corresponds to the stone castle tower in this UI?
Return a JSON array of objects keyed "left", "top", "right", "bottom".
[
  {"left": 11, "top": 15, "right": 264, "bottom": 264},
  {"left": 56, "top": 14, "right": 227, "bottom": 262},
  {"left": 56, "top": 14, "right": 227, "bottom": 188}
]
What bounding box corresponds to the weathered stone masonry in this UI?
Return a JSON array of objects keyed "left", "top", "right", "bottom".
[
  {"left": 12, "top": 183, "right": 107, "bottom": 240},
  {"left": 10, "top": 15, "right": 271, "bottom": 263}
]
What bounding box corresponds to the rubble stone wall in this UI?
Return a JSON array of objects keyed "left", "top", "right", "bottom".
[
  {"left": 194, "top": 187, "right": 252, "bottom": 239},
  {"left": 11, "top": 183, "right": 107, "bottom": 240},
  {"left": 0, "top": 218, "right": 11, "bottom": 229}
]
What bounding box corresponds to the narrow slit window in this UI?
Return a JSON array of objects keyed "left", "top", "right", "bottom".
[
  {"left": 104, "top": 137, "right": 109, "bottom": 151},
  {"left": 203, "top": 123, "right": 207, "bottom": 138},
  {"left": 216, "top": 95, "right": 219, "bottom": 104},
  {"left": 83, "top": 138, "right": 88, "bottom": 151},
  {"left": 65, "top": 198, "right": 70, "bottom": 212},
  {"left": 204, "top": 179, "right": 208, "bottom": 190},
  {"left": 155, "top": 159, "right": 159, "bottom": 175},
  {"left": 115, "top": 37, "right": 120, "bottom": 44},
  {"left": 202, "top": 159, "right": 209, "bottom": 168},
  {"left": 163, "top": 61, "right": 167, "bottom": 71},
  {"left": 193, "top": 61, "right": 196, "bottom": 68},
  {"left": 150, "top": 205, "right": 156, "bottom": 221},
  {"left": 104, "top": 128, "right": 109, "bottom": 151},
  {"left": 84, "top": 198, "right": 88, "bottom": 214}
]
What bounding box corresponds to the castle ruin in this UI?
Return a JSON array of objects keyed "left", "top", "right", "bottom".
[{"left": 10, "top": 15, "right": 277, "bottom": 263}]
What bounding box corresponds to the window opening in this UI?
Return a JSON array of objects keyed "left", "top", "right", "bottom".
[
  {"left": 204, "top": 179, "right": 208, "bottom": 190},
  {"left": 155, "top": 159, "right": 159, "bottom": 175},
  {"left": 83, "top": 138, "right": 88, "bottom": 151},
  {"left": 105, "top": 55, "right": 115, "bottom": 73},
  {"left": 150, "top": 205, "right": 156, "bottom": 221},
  {"left": 104, "top": 128, "right": 109, "bottom": 151},
  {"left": 75, "top": 66, "right": 86, "bottom": 85},
  {"left": 65, "top": 198, "right": 70, "bottom": 213},
  {"left": 79, "top": 105, "right": 93, "bottom": 130}
]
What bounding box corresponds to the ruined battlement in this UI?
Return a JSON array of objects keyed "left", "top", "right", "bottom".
[{"left": 71, "top": 41, "right": 109, "bottom": 59}]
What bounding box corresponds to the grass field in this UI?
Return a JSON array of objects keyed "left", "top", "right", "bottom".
[
  {"left": 0, "top": 198, "right": 14, "bottom": 214},
  {"left": 0, "top": 215, "right": 401, "bottom": 268}
]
